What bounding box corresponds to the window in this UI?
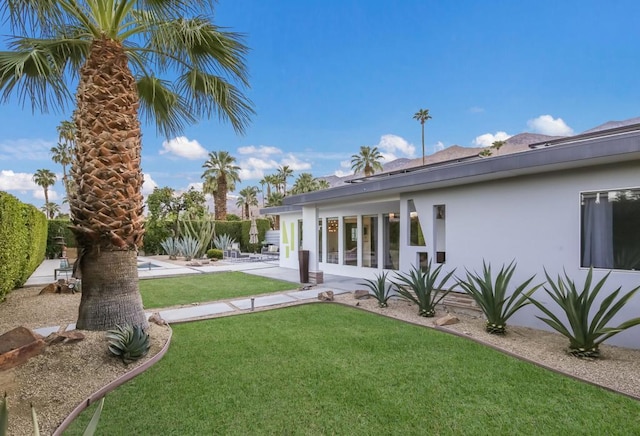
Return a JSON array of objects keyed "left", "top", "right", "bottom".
[
  {"left": 362, "top": 215, "right": 378, "bottom": 268},
  {"left": 343, "top": 216, "right": 357, "bottom": 265},
  {"left": 581, "top": 189, "right": 640, "bottom": 270},
  {"left": 383, "top": 213, "right": 400, "bottom": 270},
  {"left": 408, "top": 200, "right": 426, "bottom": 246},
  {"left": 318, "top": 219, "right": 323, "bottom": 262},
  {"left": 298, "top": 219, "right": 303, "bottom": 249},
  {"left": 434, "top": 205, "right": 446, "bottom": 263},
  {"left": 326, "top": 218, "right": 338, "bottom": 264}
]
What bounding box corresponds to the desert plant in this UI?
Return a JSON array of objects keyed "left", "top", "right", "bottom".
[
  {"left": 179, "top": 214, "right": 216, "bottom": 258},
  {"left": 207, "top": 248, "right": 224, "bottom": 260},
  {"left": 1, "top": 392, "right": 104, "bottom": 436},
  {"left": 107, "top": 325, "right": 151, "bottom": 365},
  {"left": 528, "top": 268, "right": 640, "bottom": 358},
  {"left": 213, "top": 234, "right": 236, "bottom": 250},
  {"left": 160, "top": 237, "right": 181, "bottom": 260},
  {"left": 359, "top": 272, "right": 393, "bottom": 308},
  {"left": 457, "top": 261, "right": 542, "bottom": 334},
  {"left": 393, "top": 262, "right": 456, "bottom": 317},
  {"left": 178, "top": 236, "right": 200, "bottom": 261}
]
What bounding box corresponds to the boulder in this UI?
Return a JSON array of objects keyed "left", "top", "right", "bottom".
[
  {"left": 148, "top": 312, "right": 168, "bottom": 326},
  {"left": 39, "top": 283, "right": 58, "bottom": 295},
  {"left": 317, "top": 290, "right": 334, "bottom": 301},
  {"left": 434, "top": 313, "right": 460, "bottom": 326},
  {"left": 0, "top": 327, "right": 46, "bottom": 371},
  {"left": 354, "top": 290, "right": 371, "bottom": 300}
]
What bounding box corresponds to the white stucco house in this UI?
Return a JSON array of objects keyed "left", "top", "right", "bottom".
[{"left": 262, "top": 124, "right": 640, "bottom": 348}]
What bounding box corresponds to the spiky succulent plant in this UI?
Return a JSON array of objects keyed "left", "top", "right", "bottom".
[{"left": 107, "top": 325, "right": 150, "bottom": 364}]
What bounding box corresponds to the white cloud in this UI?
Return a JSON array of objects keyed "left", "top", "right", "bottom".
[
  {"left": 469, "top": 106, "right": 485, "bottom": 114},
  {"left": 280, "top": 154, "right": 311, "bottom": 171},
  {"left": 472, "top": 131, "right": 512, "bottom": 147},
  {"left": 160, "top": 136, "right": 208, "bottom": 160},
  {"left": 340, "top": 160, "right": 351, "bottom": 169},
  {"left": 334, "top": 169, "right": 351, "bottom": 177},
  {"left": 527, "top": 115, "right": 574, "bottom": 136},
  {"left": 237, "top": 145, "right": 282, "bottom": 156},
  {"left": 142, "top": 173, "right": 158, "bottom": 195},
  {"left": 434, "top": 141, "right": 445, "bottom": 152},
  {"left": 0, "top": 139, "right": 54, "bottom": 161},
  {"left": 0, "top": 170, "right": 39, "bottom": 191},
  {"left": 377, "top": 134, "right": 415, "bottom": 159},
  {"left": 33, "top": 189, "right": 59, "bottom": 201},
  {"left": 187, "top": 182, "right": 203, "bottom": 191}
]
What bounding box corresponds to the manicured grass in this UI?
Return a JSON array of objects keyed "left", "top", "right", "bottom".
[
  {"left": 139, "top": 272, "right": 298, "bottom": 308},
  {"left": 67, "top": 304, "right": 640, "bottom": 435}
]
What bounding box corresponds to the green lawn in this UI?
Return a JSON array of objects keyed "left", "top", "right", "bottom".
[
  {"left": 67, "top": 304, "right": 640, "bottom": 435},
  {"left": 139, "top": 272, "right": 298, "bottom": 308}
]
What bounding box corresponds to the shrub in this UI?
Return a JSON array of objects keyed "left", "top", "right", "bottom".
[
  {"left": 393, "top": 262, "right": 456, "bottom": 317},
  {"left": 107, "top": 325, "right": 151, "bottom": 365},
  {"left": 457, "top": 261, "right": 542, "bottom": 335},
  {"left": 213, "top": 234, "right": 235, "bottom": 250},
  {"left": 160, "top": 237, "right": 181, "bottom": 259},
  {"left": 178, "top": 236, "right": 200, "bottom": 261},
  {"left": 528, "top": 268, "right": 640, "bottom": 358},
  {"left": 359, "top": 272, "right": 393, "bottom": 308},
  {"left": 207, "top": 248, "right": 223, "bottom": 260}
]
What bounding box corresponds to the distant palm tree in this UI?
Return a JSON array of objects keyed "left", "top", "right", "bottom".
[
  {"left": 413, "top": 108, "right": 432, "bottom": 165},
  {"left": 276, "top": 165, "right": 294, "bottom": 195},
  {"left": 41, "top": 202, "right": 60, "bottom": 219},
  {"left": 32, "top": 169, "right": 57, "bottom": 218},
  {"left": 491, "top": 140, "right": 506, "bottom": 155},
  {"left": 51, "top": 119, "right": 76, "bottom": 202},
  {"left": 317, "top": 179, "right": 331, "bottom": 190},
  {"left": 291, "top": 172, "right": 319, "bottom": 194},
  {"left": 266, "top": 191, "right": 285, "bottom": 230},
  {"left": 202, "top": 151, "right": 241, "bottom": 220},
  {"left": 259, "top": 178, "right": 266, "bottom": 206},
  {"left": 236, "top": 186, "right": 259, "bottom": 219},
  {"left": 351, "top": 146, "right": 384, "bottom": 177},
  {"left": 0, "top": 1, "right": 252, "bottom": 331}
]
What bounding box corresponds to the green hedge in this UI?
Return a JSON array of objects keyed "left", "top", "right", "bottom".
[{"left": 0, "top": 192, "right": 47, "bottom": 300}]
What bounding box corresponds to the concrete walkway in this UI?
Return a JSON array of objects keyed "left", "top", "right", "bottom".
[{"left": 25, "top": 256, "right": 366, "bottom": 336}]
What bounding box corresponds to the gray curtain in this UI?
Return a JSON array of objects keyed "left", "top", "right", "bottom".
[{"left": 582, "top": 196, "right": 614, "bottom": 268}]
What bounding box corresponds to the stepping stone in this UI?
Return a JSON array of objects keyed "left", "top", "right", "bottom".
[
  {"left": 160, "top": 302, "right": 234, "bottom": 322},
  {"left": 231, "top": 294, "right": 296, "bottom": 310}
]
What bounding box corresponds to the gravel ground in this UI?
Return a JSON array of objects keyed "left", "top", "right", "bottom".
[{"left": 1, "top": 283, "right": 639, "bottom": 435}]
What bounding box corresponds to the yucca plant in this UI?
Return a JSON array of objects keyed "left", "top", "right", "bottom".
[
  {"left": 160, "top": 237, "right": 181, "bottom": 260},
  {"left": 392, "top": 262, "right": 456, "bottom": 317},
  {"left": 107, "top": 325, "right": 151, "bottom": 365},
  {"left": 457, "top": 261, "right": 542, "bottom": 334},
  {"left": 213, "top": 234, "right": 236, "bottom": 251},
  {"left": 359, "top": 272, "right": 393, "bottom": 308},
  {"left": 529, "top": 268, "right": 640, "bottom": 358}
]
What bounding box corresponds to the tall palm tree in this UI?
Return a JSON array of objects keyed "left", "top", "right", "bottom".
[
  {"left": 236, "top": 186, "right": 259, "bottom": 219},
  {"left": 0, "top": 1, "right": 253, "bottom": 330},
  {"left": 32, "top": 168, "right": 57, "bottom": 218},
  {"left": 491, "top": 140, "right": 506, "bottom": 155},
  {"left": 41, "top": 201, "right": 60, "bottom": 219},
  {"left": 413, "top": 108, "right": 432, "bottom": 165},
  {"left": 50, "top": 120, "right": 76, "bottom": 201},
  {"left": 351, "top": 146, "right": 383, "bottom": 177},
  {"left": 202, "top": 151, "right": 241, "bottom": 220},
  {"left": 276, "top": 165, "right": 293, "bottom": 195},
  {"left": 290, "top": 172, "right": 318, "bottom": 194},
  {"left": 265, "top": 191, "right": 284, "bottom": 230},
  {"left": 258, "top": 178, "right": 266, "bottom": 207}
]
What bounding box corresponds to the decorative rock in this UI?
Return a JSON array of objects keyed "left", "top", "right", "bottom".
[
  {"left": 148, "top": 312, "right": 168, "bottom": 326},
  {"left": 39, "top": 283, "right": 58, "bottom": 295},
  {"left": 317, "top": 290, "right": 334, "bottom": 301},
  {"left": 354, "top": 290, "right": 371, "bottom": 300},
  {"left": 434, "top": 313, "right": 460, "bottom": 326},
  {"left": 45, "top": 330, "right": 85, "bottom": 345},
  {"left": 0, "top": 327, "right": 46, "bottom": 371}
]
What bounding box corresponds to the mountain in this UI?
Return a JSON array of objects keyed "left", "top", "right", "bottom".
[{"left": 581, "top": 117, "right": 640, "bottom": 134}]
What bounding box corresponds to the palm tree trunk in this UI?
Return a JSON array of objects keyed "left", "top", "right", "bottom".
[
  {"left": 421, "top": 123, "right": 425, "bottom": 165},
  {"left": 70, "top": 36, "right": 147, "bottom": 330},
  {"left": 76, "top": 250, "right": 147, "bottom": 330},
  {"left": 215, "top": 176, "right": 228, "bottom": 220}
]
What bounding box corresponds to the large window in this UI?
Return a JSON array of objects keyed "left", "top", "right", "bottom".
[
  {"left": 326, "top": 218, "right": 339, "bottom": 264},
  {"left": 383, "top": 213, "right": 400, "bottom": 270},
  {"left": 362, "top": 215, "right": 378, "bottom": 268},
  {"left": 581, "top": 189, "right": 640, "bottom": 270},
  {"left": 408, "top": 200, "right": 426, "bottom": 246},
  {"left": 343, "top": 216, "right": 358, "bottom": 265},
  {"left": 318, "top": 219, "right": 323, "bottom": 263}
]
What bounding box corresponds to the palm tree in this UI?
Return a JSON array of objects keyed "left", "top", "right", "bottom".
[
  {"left": 32, "top": 169, "right": 57, "bottom": 218},
  {"left": 259, "top": 178, "right": 266, "bottom": 207},
  {"left": 491, "top": 140, "right": 506, "bottom": 155},
  {"left": 41, "top": 202, "right": 60, "bottom": 219},
  {"left": 290, "top": 172, "right": 318, "bottom": 194},
  {"left": 351, "top": 146, "right": 384, "bottom": 177},
  {"left": 236, "top": 186, "right": 259, "bottom": 219},
  {"left": 0, "top": 1, "right": 253, "bottom": 330},
  {"left": 317, "top": 179, "right": 330, "bottom": 190},
  {"left": 202, "top": 151, "right": 241, "bottom": 220},
  {"left": 265, "top": 192, "right": 285, "bottom": 230},
  {"left": 413, "top": 108, "right": 432, "bottom": 165},
  {"left": 50, "top": 119, "right": 76, "bottom": 201},
  {"left": 276, "top": 165, "right": 293, "bottom": 195}
]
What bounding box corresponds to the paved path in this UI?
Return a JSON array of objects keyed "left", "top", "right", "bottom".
[{"left": 26, "top": 257, "right": 366, "bottom": 336}]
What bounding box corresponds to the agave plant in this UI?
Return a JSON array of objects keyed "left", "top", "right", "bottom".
[
  {"left": 160, "top": 237, "right": 181, "bottom": 260},
  {"left": 457, "top": 261, "right": 542, "bottom": 334},
  {"left": 529, "top": 268, "right": 640, "bottom": 358},
  {"left": 359, "top": 272, "right": 393, "bottom": 308},
  {"left": 107, "top": 325, "right": 151, "bottom": 365},
  {"left": 212, "top": 234, "right": 236, "bottom": 251},
  {"left": 392, "top": 262, "right": 456, "bottom": 317},
  {"left": 178, "top": 236, "right": 201, "bottom": 261}
]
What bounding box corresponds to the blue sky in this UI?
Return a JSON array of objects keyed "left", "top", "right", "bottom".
[{"left": 1, "top": 0, "right": 639, "bottom": 212}]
